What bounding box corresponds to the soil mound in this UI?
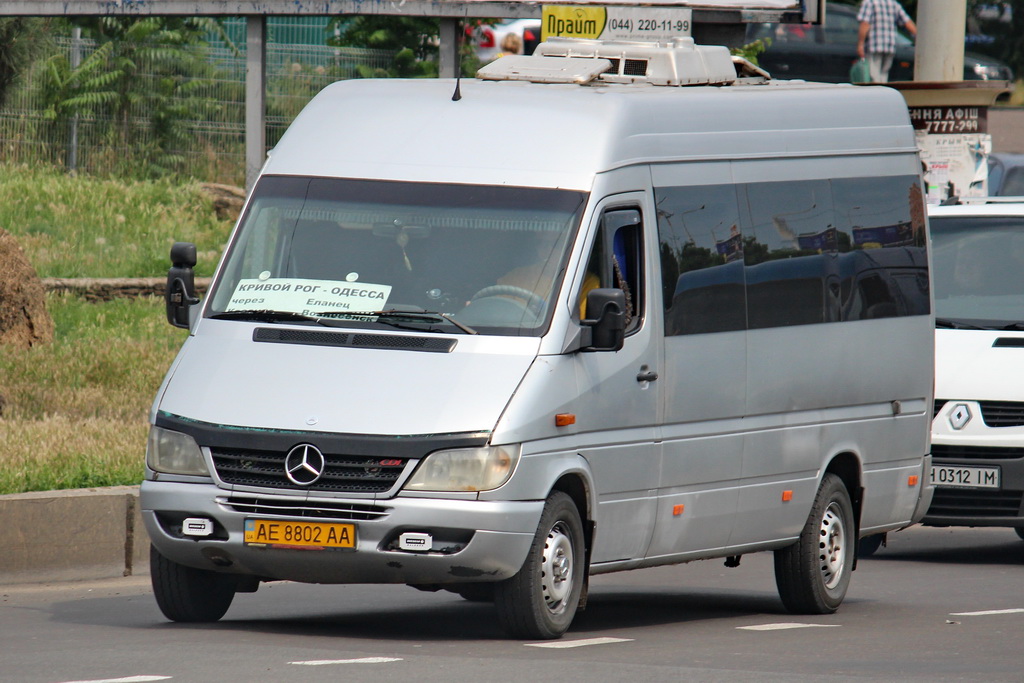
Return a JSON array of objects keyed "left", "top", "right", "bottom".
[{"left": 0, "top": 227, "right": 55, "bottom": 349}]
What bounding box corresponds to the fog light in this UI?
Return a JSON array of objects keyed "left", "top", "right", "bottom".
[
  {"left": 399, "top": 532, "right": 432, "bottom": 551},
  {"left": 182, "top": 517, "right": 214, "bottom": 537}
]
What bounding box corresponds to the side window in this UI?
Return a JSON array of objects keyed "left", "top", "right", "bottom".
[
  {"left": 831, "top": 175, "right": 930, "bottom": 320},
  {"left": 739, "top": 179, "right": 837, "bottom": 328},
  {"left": 655, "top": 184, "right": 746, "bottom": 336},
  {"left": 578, "top": 208, "right": 643, "bottom": 331}
]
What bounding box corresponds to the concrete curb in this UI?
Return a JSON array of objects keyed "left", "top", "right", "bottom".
[{"left": 0, "top": 486, "right": 150, "bottom": 585}]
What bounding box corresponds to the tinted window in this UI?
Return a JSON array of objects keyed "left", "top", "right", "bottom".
[
  {"left": 656, "top": 184, "right": 746, "bottom": 335},
  {"left": 656, "top": 175, "right": 929, "bottom": 336},
  {"left": 740, "top": 180, "right": 837, "bottom": 328}
]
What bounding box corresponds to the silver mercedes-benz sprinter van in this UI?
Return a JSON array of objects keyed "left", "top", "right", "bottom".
[{"left": 144, "top": 37, "right": 934, "bottom": 639}]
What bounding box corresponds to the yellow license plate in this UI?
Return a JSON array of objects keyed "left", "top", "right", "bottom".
[{"left": 244, "top": 519, "right": 355, "bottom": 549}]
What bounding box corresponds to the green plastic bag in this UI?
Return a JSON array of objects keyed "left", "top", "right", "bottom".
[{"left": 850, "top": 58, "right": 870, "bottom": 83}]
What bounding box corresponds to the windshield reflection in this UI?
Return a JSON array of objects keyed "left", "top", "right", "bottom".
[
  {"left": 931, "top": 215, "right": 1024, "bottom": 328},
  {"left": 207, "top": 177, "right": 587, "bottom": 336}
]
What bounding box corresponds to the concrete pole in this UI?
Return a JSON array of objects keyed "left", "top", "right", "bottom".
[
  {"left": 914, "top": 0, "right": 966, "bottom": 81},
  {"left": 439, "top": 18, "right": 459, "bottom": 78},
  {"left": 245, "top": 16, "right": 267, "bottom": 192}
]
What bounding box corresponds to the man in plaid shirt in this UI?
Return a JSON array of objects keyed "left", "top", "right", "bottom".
[{"left": 856, "top": 0, "right": 917, "bottom": 83}]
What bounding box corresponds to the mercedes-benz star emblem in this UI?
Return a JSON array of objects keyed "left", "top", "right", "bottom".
[{"left": 284, "top": 444, "right": 326, "bottom": 485}]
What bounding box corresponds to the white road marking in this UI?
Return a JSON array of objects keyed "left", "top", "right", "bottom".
[
  {"left": 950, "top": 608, "right": 1024, "bottom": 617},
  {"left": 60, "top": 677, "right": 172, "bottom": 683},
  {"left": 525, "top": 637, "right": 633, "bottom": 649},
  {"left": 738, "top": 623, "right": 841, "bottom": 631},
  {"left": 290, "top": 657, "right": 402, "bottom": 665}
]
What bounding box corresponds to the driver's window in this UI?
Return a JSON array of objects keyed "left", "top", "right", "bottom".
[{"left": 578, "top": 208, "right": 644, "bottom": 330}]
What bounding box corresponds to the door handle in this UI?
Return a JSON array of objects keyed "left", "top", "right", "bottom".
[{"left": 636, "top": 365, "right": 658, "bottom": 382}]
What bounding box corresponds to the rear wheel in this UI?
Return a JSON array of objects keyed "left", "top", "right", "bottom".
[
  {"left": 494, "top": 491, "right": 585, "bottom": 639},
  {"left": 150, "top": 545, "right": 237, "bottom": 622},
  {"left": 774, "top": 473, "right": 854, "bottom": 614}
]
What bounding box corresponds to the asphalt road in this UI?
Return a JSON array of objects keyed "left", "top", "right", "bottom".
[{"left": 2, "top": 524, "right": 1022, "bottom": 683}]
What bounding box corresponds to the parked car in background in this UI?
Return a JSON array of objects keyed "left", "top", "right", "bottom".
[
  {"left": 473, "top": 19, "right": 542, "bottom": 63},
  {"left": 988, "top": 153, "right": 1024, "bottom": 197},
  {"left": 747, "top": 2, "right": 1014, "bottom": 83}
]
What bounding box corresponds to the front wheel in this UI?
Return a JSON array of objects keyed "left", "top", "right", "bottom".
[
  {"left": 150, "top": 545, "right": 238, "bottom": 622},
  {"left": 774, "top": 473, "right": 855, "bottom": 614},
  {"left": 494, "top": 491, "right": 585, "bottom": 639}
]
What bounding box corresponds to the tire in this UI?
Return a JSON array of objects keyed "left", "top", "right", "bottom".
[
  {"left": 774, "top": 473, "right": 855, "bottom": 614},
  {"left": 150, "top": 545, "right": 238, "bottom": 622},
  {"left": 858, "top": 533, "right": 884, "bottom": 558},
  {"left": 494, "top": 491, "right": 585, "bottom": 639}
]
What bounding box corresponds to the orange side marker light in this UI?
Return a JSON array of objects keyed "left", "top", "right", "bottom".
[
  {"left": 908, "top": 475, "right": 919, "bottom": 486},
  {"left": 781, "top": 490, "right": 793, "bottom": 502},
  {"left": 672, "top": 504, "right": 685, "bottom": 516},
  {"left": 554, "top": 413, "right": 576, "bottom": 427}
]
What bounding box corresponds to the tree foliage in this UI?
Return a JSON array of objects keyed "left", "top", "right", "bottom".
[
  {"left": 0, "top": 18, "right": 54, "bottom": 109},
  {"left": 327, "top": 16, "right": 484, "bottom": 78},
  {"left": 39, "top": 17, "right": 227, "bottom": 177}
]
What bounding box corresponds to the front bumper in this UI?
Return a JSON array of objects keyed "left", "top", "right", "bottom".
[{"left": 142, "top": 480, "right": 542, "bottom": 584}]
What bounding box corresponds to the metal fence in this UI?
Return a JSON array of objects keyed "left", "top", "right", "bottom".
[{"left": 0, "top": 30, "right": 390, "bottom": 184}]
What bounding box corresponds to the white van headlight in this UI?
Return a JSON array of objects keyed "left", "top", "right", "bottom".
[
  {"left": 404, "top": 444, "right": 521, "bottom": 492},
  {"left": 147, "top": 426, "right": 209, "bottom": 476}
]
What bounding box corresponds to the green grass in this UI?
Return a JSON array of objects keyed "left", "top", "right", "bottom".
[
  {"left": 0, "top": 163, "right": 230, "bottom": 278},
  {"left": 0, "top": 163, "right": 233, "bottom": 494}
]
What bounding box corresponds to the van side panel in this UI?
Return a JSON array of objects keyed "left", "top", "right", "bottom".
[{"left": 647, "top": 153, "right": 932, "bottom": 558}]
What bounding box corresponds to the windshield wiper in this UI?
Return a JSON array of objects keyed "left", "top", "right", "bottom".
[
  {"left": 1000, "top": 322, "right": 1024, "bottom": 331},
  {"left": 318, "top": 310, "right": 477, "bottom": 335},
  {"left": 935, "top": 318, "right": 986, "bottom": 330}
]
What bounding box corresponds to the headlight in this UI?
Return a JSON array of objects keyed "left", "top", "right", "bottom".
[
  {"left": 404, "top": 444, "right": 521, "bottom": 492},
  {"left": 146, "top": 426, "right": 209, "bottom": 476}
]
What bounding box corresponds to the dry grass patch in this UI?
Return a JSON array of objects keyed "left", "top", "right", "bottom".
[
  {"left": 0, "top": 417, "right": 147, "bottom": 492},
  {"left": 0, "top": 294, "right": 186, "bottom": 494}
]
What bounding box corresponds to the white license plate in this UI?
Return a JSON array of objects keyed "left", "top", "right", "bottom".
[{"left": 931, "top": 465, "right": 1000, "bottom": 489}]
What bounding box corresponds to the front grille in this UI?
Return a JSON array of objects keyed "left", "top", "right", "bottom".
[
  {"left": 219, "top": 495, "right": 390, "bottom": 521},
  {"left": 928, "top": 488, "right": 1023, "bottom": 518},
  {"left": 212, "top": 447, "right": 408, "bottom": 493},
  {"left": 979, "top": 401, "right": 1024, "bottom": 427},
  {"left": 932, "top": 444, "right": 1024, "bottom": 461},
  {"left": 932, "top": 399, "right": 1024, "bottom": 427}
]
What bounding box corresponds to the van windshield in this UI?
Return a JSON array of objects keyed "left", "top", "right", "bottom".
[
  {"left": 206, "top": 176, "right": 587, "bottom": 336},
  {"left": 931, "top": 214, "right": 1024, "bottom": 329}
]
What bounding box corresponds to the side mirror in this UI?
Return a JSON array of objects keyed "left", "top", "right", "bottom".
[
  {"left": 166, "top": 242, "right": 200, "bottom": 329},
  {"left": 581, "top": 288, "right": 626, "bottom": 352}
]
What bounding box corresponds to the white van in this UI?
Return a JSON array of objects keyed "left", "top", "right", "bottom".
[
  {"left": 144, "top": 37, "right": 934, "bottom": 639},
  {"left": 925, "top": 199, "right": 1024, "bottom": 540}
]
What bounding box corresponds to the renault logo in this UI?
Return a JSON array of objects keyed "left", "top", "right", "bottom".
[
  {"left": 949, "top": 403, "right": 972, "bottom": 430},
  {"left": 284, "top": 444, "right": 326, "bottom": 485}
]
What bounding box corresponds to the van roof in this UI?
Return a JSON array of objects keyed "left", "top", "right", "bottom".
[{"left": 264, "top": 51, "right": 917, "bottom": 190}]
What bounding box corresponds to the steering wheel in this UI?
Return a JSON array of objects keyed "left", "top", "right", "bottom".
[{"left": 469, "top": 285, "right": 546, "bottom": 314}]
